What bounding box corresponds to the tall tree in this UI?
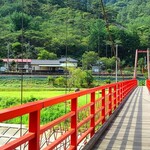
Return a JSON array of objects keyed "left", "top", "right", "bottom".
[
  {"left": 10, "top": 12, "right": 32, "bottom": 31},
  {"left": 81, "top": 51, "right": 99, "bottom": 70}
]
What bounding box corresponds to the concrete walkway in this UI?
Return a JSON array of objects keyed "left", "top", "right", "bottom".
[
  {"left": 0, "top": 123, "right": 27, "bottom": 149},
  {"left": 93, "top": 86, "right": 150, "bottom": 150}
]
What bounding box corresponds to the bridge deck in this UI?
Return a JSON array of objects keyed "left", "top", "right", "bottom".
[{"left": 93, "top": 86, "right": 150, "bottom": 150}]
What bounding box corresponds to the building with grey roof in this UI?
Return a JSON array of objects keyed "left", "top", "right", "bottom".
[{"left": 1, "top": 58, "right": 78, "bottom": 73}]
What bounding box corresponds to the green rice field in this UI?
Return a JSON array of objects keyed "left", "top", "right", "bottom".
[
  {"left": 0, "top": 75, "right": 145, "bottom": 124},
  {"left": 0, "top": 90, "right": 67, "bottom": 99}
]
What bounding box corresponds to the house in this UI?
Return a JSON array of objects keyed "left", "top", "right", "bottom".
[
  {"left": 59, "top": 57, "right": 78, "bottom": 68},
  {"left": 1, "top": 57, "right": 78, "bottom": 73},
  {"left": 31, "top": 59, "right": 61, "bottom": 72},
  {"left": 31, "top": 58, "right": 78, "bottom": 72},
  {"left": 92, "top": 61, "right": 105, "bottom": 73},
  {"left": 2, "top": 59, "right": 32, "bottom": 72},
  {"left": 59, "top": 57, "right": 78, "bottom": 65}
]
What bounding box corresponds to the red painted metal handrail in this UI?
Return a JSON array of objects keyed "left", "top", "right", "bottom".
[
  {"left": 146, "top": 79, "right": 150, "bottom": 91},
  {"left": 0, "top": 79, "right": 137, "bottom": 150}
]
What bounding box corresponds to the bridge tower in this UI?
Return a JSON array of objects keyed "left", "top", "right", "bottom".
[{"left": 133, "top": 49, "right": 150, "bottom": 79}]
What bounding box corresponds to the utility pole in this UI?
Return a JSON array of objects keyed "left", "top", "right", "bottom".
[
  {"left": 115, "top": 44, "right": 118, "bottom": 83},
  {"left": 26, "top": 42, "right": 30, "bottom": 73},
  {"left": 133, "top": 49, "right": 138, "bottom": 79},
  {"left": 7, "top": 43, "right": 10, "bottom": 72}
]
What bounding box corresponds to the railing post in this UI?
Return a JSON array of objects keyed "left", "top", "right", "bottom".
[
  {"left": 29, "top": 110, "right": 40, "bottom": 150},
  {"left": 146, "top": 80, "right": 150, "bottom": 92},
  {"left": 122, "top": 82, "right": 125, "bottom": 99},
  {"left": 119, "top": 83, "right": 122, "bottom": 103},
  {"left": 116, "top": 84, "right": 119, "bottom": 106},
  {"left": 71, "top": 98, "right": 77, "bottom": 150},
  {"left": 102, "top": 89, "right": 105, "bottom": 124},
  {"left": 118, "top": 84, "right": 120, "bottom": 104},
  {"left": 121, "top": 83, "right": 123, "bottom": 101},
  {"left": 109, "top": 87, "right": 112, "bottom": 116},
  {"left": 90, "top": 92, "right": 95, "bottom": 137},
  {"left": 114, "top": 85, "right": 117, "bottom": 110}
]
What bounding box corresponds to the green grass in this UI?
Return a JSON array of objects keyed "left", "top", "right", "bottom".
[
  {"left": 0, "top": 90, "right": 91, "bottom": 125},
  {"left": 0, "top": 91, "right": 67, "bottom": 99},
  {"left": 0, "top": 75, "right": 146, "bottom": 125},
  {"left": 0, "top": 90, "right": 90, "bottom": 108},
  {"left": 0, "top": 75, "right": 131, "bottom": 125}
]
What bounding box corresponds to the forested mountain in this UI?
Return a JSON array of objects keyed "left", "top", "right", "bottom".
[{"left": 0, "top": 0, "right": 150, "bottom": 66}]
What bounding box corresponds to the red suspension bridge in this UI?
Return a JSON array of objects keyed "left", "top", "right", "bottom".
[{"left": 0, "top": 50, "right": 150, "bottom": 150}]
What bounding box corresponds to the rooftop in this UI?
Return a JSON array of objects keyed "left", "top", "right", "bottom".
[{"left": 2, "top": 59, "right": 32, "bottom": 63}]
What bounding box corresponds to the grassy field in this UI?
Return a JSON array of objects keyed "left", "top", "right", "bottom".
[
  {"left": 0, "top": 90, "right": 67, "bottom": 99},
  {"left": 0, "top": 89, "right": 91, "bottom": 125},
  {"left": 0, "top": 79, "right": 90, "bottom": 125},
  {"left": 0, "top": 75, "right": 144, "bottom": 124}
]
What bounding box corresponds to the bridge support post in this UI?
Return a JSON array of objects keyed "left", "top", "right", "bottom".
[
  {"left": 133, "top": 49, "right": 150, "bottom": 79},
  {"left": 109, "top": 87, "right": 112, "bottom": 116},
  {"left": 121, "top": 83, "right": 123, "bottom": 101},
  {"left": 114, "top": 85, "right": 117, "bottom": 109},
  {"left": 29, "top": 110, "right": 40, "bottom": 150},
  {"left": 118, "top": 84, "right": 120, "bottom": 104},
  {"left": 90, "top": 92, "right": 95, "bottom": 137},
  {"left": 102, "top": 89, "right": 105, "bottom": 124},
  {"left": 123, "top": 82, "right": 125, "bottom": 99},
  {"left": 116, "top": 84, "right": 119, "bottom": 106},
  {"left": 71, "top": 98, "right": 77, "bottom": 150}
]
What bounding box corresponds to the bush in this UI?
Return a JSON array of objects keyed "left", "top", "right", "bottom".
[
  {"left": 107, "top": 69, "right": 112, "bottom": 74},
  {"left": 84, "top": 70, "right": 94, "bottom": 87},
  {"left": 0, "top": 97, "right": 18, "bottom": 109},
  {"left": 68, "top": 68, "right": 94, "bottom": 88},
  {"left": 47, "top": 76, "right": 55, "bottom": 85},
  {"left": 105, "top": 79, "right": 111, "bottom": 84},
  {"left": 54, "top": 76, "right": 66, "bottom": 87},
  {"left": 23, "top": 96, "right": 38, "bottom": 103}
]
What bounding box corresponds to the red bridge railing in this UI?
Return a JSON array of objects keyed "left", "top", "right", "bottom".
[
  {"left": 0, "top": 79, "right": 137, "bottom": 150},
  {"left": 146, "top": 79, "right": 150, "bottom": 91}
]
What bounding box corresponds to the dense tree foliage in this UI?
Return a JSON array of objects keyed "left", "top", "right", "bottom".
[
  {"left": 68, "top": 67, "right": 94, "bottom": 88},
  {"left": 82, "top": 51, "right": 99, "bottom": 70},
  {"left": 0, "top": 0, "right": 149, "bottom": 67},
  {"left": 37, "top": 49, "right": 57, "bottom": 60}
]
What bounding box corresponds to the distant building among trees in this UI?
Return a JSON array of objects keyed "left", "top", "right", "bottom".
[{"left": 1, "top": 57, "right": 78, "bottom": 73}]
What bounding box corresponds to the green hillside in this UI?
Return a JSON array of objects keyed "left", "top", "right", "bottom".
[{"left": 0, "top": 0, "right": 149, "bottom": 66}]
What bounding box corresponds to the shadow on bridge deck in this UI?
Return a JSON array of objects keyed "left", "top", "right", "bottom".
[{"left": 85, "top": 86, "right": 150, "bottom": 150}]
